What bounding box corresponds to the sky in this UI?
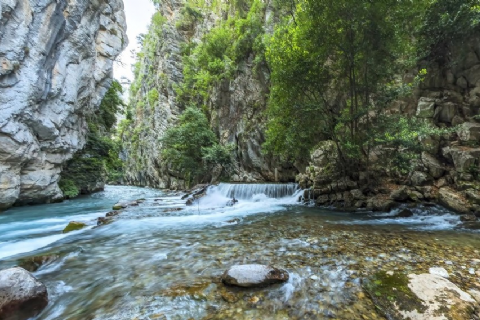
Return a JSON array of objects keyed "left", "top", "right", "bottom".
[{"left": 113, "top": 0, "right": 156, "bottom": 82}]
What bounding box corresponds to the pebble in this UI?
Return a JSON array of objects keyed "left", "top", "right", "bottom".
[{"left": 310, "top": 275, "right": 319, "bottom": 280}]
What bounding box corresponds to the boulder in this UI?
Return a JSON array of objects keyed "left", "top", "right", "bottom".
[
  {"left": 416, "top": 98, "right": 435, "bottom": 118},
  {"left": 457, "top": 122, "right": 480, "bottom": 142},
  {"left": 403, "top": 273, "right": 476, "bottom": 319},
  {"left": 364, "top": 271, "right": 476, "bottom": 320},
  {"left": 438, "top": 187, "right": 470, "bottom": 214},
  {"left": 442, "top": 146, "right": 480, "bottom": 173},
  {"left": 421, "top": 152, "right": 444, "bottom": 179},
  {"left": 367, "top": 196, "right": 397, "bottom": 212},
  {"left": 460, "top": 214, "right": 477, "bottom": 222},
  {"left": 222, "top": 265, "right": 289, "bottom": 288},
  {"left": 350, "top": 189, "right": 366, "bottom": 200},
  {"left": 63, "top": 221, "right": 87, "bottom": 233},
  {"left": 410, "top": 171, "right": 432, "bottom": 186},
  {"left": 0, "top": 267, "right": 48, "bottom": 320},
  {"left": 466, "top": 189, "right": 480, "bottom": 205},
  {"left": 97, "top": 217, "right": 113, "bottom": 226},
  {"left": 394, "top": 209, "right": 414, "bottom": 218},
  {"left": 434, "top": 102, "right": 457, "bottom": 123},
  {"left": 390, "top": 186, "right": 409, "bottom": 201}
]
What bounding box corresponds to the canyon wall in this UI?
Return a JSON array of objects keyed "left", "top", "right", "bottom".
[
  {"left": 122, "top": 0, "right": 296, "bottom": 189},
  {"left": 0, "top": 0, "right": 127, "bottom": 209}
]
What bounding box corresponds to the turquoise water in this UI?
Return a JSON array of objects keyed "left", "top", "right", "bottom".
[{"left": 1, "top": 185, "right": 479, "bottom": 320}]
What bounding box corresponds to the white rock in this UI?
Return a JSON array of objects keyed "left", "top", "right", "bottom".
[
  {"left": 429, "top": 267, "right": 449, "bottom": 278},
  {"left": 0, "top": 0, "right": 128, "bottom": 210},
  {"left": 400, "top": 273, "right": 476, "bottom": 320},
  {"left": 222, "top": 264, "right": 289, "bottom": 287}
]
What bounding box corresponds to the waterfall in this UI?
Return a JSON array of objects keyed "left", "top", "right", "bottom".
[{"left": 209, "top": 183, "right": 299, "bottom": 200}]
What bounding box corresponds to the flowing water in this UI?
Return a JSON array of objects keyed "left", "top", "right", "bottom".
[{"left": 1, "top": 184, "right": 480, "bottom": 320}]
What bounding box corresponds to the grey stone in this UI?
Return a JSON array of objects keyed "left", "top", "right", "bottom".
[
  {"left": 410, "top": 171, "right": 432, "bottom": 186},
  {"left": 438, "top": 187, "right": 470, "bottom": 214},
  {"left": 390, "top": 186, "right": 409, "bottom": 201},
  {"left": 0, "top": 267, "right": 48, "bottom": 320},
  {"left": 0, "top": 0, "right": 127, "bottom": 210},
  {"left": 416, "top": 98, "right": 435, "bottom": 118},
  {"left": 457, "top": 122, "right": 480, "bottom": 142},
  {"left": 222, "top": 265, "right": 289, "bottom": 287},
  {"left": 421, "top": 152, "right": 444, "bottom": 179},
  {"left": 466, "top": 189, "right": 480, "bottom": 205},
  {"left": 434, "top": 102, "right": 457, "bottom": 123}
]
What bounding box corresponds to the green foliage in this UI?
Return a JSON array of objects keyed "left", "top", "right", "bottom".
[
  {"left": 58, "top": 179, "right": 79, "bottom": 199},
  {"left": 176, "top": 5, "right": 203, "bottom": 30},
  {"left": 161, "top": 107, "right": 232, "bottom": 185},
  {"left": 60, "top": 81, "right": 125, "bottom": 198},
  {"left": 177, "top": 0, "right": 266, "bottom": 107},
  {"left": 147, "top": 88, "right": 159, "bottom": 106},
  {"left": 263, "top": 0, "right": 431, "bottom": 176},
  {"left": 419, "top": 0, "right": 480, "bottom": 62},
  {"left": 96, "top": 80, "right": 124, "bottom": 132},
  {"left": 202, "top": 143, "right": 235, "bottom": 170}
]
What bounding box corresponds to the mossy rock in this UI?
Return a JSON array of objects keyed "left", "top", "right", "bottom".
[
  {"left": 112, "top": 205, "right": 123, "bottom": 210},
  {"left": 63, "top": 221, "right": 87, "bottom": 233},
  {"left": 18, "top": 254, "right": 60, "bottom": 272},
  {"left": 363, "top": 271, "right": 426, "bottom": 319}
]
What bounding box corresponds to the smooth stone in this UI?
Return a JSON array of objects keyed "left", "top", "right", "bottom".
[
  {"left": 0, "top": 267, "right": 48, "bottom": 320},
  {"left": 222, "top": 264, "right": 289, "bottom": 288}
]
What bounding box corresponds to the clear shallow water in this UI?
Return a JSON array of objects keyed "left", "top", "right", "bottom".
[{"left": 1, "top": 185, "right": 480, "bottom": 320}]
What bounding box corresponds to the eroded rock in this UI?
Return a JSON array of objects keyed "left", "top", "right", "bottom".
[
  {"left": 222, "top": 264, "right": 289, "bottom": 288},
  {"left": 0, "top": 267, "right": 48, "bottom": 320}
]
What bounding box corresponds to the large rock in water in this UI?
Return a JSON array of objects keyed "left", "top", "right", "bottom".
[
  {"left": 364, "top": 271, "right": 477, "bottom": 320},
  {"left": 222, "top": 264, "right": 289, "bottom": 287},
  {"left": 0, "top": 0, "right": 128, "bottom": 210},
  {"left": 0, "top": 267, "right": 48, "bottom": 320}
]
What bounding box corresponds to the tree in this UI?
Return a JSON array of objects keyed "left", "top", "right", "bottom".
[
  {"left": 264, "top": 0, "right": 427, "bottom": 177},
  {"left": 161, "top": 106, "right": 233, "bottom": 186}
]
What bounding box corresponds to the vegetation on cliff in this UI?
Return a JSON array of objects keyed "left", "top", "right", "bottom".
[
  {"left": 121, "top": 0, "right": 480, "bottom": 193},
  {"left": 59, "top": 81, "right": 125, "bottom": 198}
]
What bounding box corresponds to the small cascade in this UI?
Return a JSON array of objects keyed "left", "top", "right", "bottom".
[{"left": 209, "top": 183, "right": 299, "bottom": 200}]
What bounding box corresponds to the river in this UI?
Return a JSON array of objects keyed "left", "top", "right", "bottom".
[{"left": 1, "top": 184, "right": 479, "bottom": 319}]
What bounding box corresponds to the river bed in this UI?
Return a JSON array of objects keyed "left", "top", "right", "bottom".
[{"left": 0, "top": 185, "right": 479, "bottom": 319}]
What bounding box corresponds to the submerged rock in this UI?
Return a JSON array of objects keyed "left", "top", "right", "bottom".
[
  {"left": 460, "top": 214, "right": 477, "bottom": 222},
  {"left": 0, "top": 267, "right": 48, "bottom": 320},
  {"left": 112, "top": 200, "right": 140, "bottom": 210},
  {"left": 18, "top": 254, "right": 60, "bottom": 272},
  {"left": 226, "top": 198, "right": 238, "bottom": 207},
  {"left": 222, "top": 264, "right": 289, "bottom": 287},
  {"left": 63, "top": 221, "right": 87, "bottom": 233},
  {"left": 393, "top": 208, "right": 414, "bottom": 218}
]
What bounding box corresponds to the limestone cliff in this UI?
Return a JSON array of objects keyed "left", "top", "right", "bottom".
[
  {"left": 0, "top": 0, "right": 127, "bottom": 209},
  {"left": 122, "top": 0, "right": 296, "bottom": 189}
]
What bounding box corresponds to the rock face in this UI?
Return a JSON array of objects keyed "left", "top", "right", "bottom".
[
  {"left": 221, "top": 264, "right": 289, "bottom": 287},
  {"left": 0, "top": 267, "right": 48, "bottom": 320},
  {"left": 0, "top": 0, "right": 127, "bottom": 210},
  {"left": 122, "top": 0, "right": 296, "bottom": 189}
]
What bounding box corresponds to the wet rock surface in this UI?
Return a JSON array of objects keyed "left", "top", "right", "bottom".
[
  {"left": 222, "top": 265, "right": 289, "bottom": 288},
  {"left": 0, "top": 267, "right": 48, "bottom": 320}
]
